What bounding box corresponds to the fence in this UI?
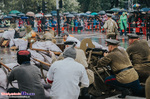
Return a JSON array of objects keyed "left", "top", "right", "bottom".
[{"left": 50, "top": 22, "right": 148, "bottom": 36}]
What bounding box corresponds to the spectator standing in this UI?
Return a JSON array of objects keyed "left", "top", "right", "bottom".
[
  {"left": 34, "top": 18, "right": 38, "bottom": 32},
  {"left": 119, "top": 12, "right": 128, "bottom": 36}
]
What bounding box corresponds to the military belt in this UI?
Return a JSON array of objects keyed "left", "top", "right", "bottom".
[
  {"left": 115, "top": 66, "right": 133, "bottom": 74},
  {"left": 143, "top": 61, "right": 150, "bottom": 63},
  {"left": 46, "top": 39, "right": 52, "bottom": 41}
]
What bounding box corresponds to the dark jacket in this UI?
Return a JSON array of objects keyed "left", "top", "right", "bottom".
[{"left": 7, "top": 63, "right": 45, "bottom": 99}]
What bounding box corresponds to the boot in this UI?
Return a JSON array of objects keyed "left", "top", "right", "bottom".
[
  {"left": 118, "top": 88, "right": 130, "bottom": 98},
  {"left": 81, "top": 87, "right": 95, "bottom": 99},
  {"left": 114, "top": 86, "right": 130, "bottom": 98}
]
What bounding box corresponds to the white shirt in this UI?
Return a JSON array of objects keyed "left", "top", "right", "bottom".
[
  {"left": 47, "top": 57, "right": 89, "bottom": 99},
  {"left": 66, "top": 36, "right": 81, "bottom": 48},
  {"left": 34, "top": 20, "right": 38, "bottom": 28}
]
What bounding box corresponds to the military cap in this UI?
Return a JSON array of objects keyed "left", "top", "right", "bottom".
[
  {"left": 64, "top": 41, "right": 77, "bottom": 45},
  {"left": 127, "top": 34, "right": 139, "bottom": 39},
  {"left": 61, "top": 31, "right": 69, "bottom": 37},
  {"left": 105, "top": 39, "right": 120, "bottom": 45},
  {"left": 107, "top": 13, "right": 112, "bottom": 17}
]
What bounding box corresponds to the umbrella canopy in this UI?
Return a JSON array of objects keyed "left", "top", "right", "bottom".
[
  {"left": 44, "top": 14, "right": 52, "bottom": 17},
  {"left": 52, "top": 13, "right": 62, "bottom": 16},
  {"left": 91, "top": 12, "right": 98, "bottom": 15},
  {"left": 63, "top": 12, "right": 70, "bottom": 15},
  {"left": 133, "top": 4, "right": 140, "bottom": 7},
  {"left": 18, "top": 13, "right": 25, "bottom": 16},
  {"left": 51, "top": 11, "right": 57, "bottom": 14},
  {"left": 8, "top": 14, "right": 17, "bottom": 17},
  {"left": 110, "top": 8, "right": 120, "bottom": 12},
  {"left": 4, "top": 16, "right": 13, "bottom": 19},
  {"left": 14, "top": 16, "right": 21, "bottom": 18},
  {"left": 66, "top": 14, "right": 75, "bottom": 18},
  {"left": 21, "top": 16, "right": 29, "bottom": 19},
  {"left": 9, "top": 10, "right": 20, "bottom": 14},
  {"left": 140, "top": 8, "right": 150, "bottom": 12},
  {"left": 26, "top": 12, "right": 35, "bottom": 17},
  {"left": 71, "top": 11, "right": 77, "bottom": 14},
  {"left": 86, "top": 11, "right": 91, "bottom": 14},
  {"left": 119, "top": 8, "right": 127, "bottom": 12},
  {"left": 98, "top": 11, "right": 106, "bottom": 15},
  {"left": 79, "top": 13, "right": 87, "bottom": 17},
  {"left": 35, "top": 13, "right": 43, "bottom": 17},
  {"left": 106, "top": 10, "right": 114, "bottom": 13}
]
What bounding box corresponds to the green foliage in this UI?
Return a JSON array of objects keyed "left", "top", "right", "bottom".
[
  {"left": 0, "top": 0, "right": 148, "bottom": 14},
  {"left": 0, "top": 0, "right": 80, "bottom": 14},
  {"left": 78, "top": 0, "right": 91, "bottom": 12},
  {"left": 61, "top": 0, "right": 80, "bottom": 12},
  {"left": 88, "top": 0, "right": 101, "bottom": 12}
]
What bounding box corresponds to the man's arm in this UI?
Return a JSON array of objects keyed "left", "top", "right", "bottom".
[
  {"left": 80, "top": 67, "right": 89, "bottom": 88},
  {"left": 7, "top": 69, "right": 16, "bottom": 83},
  {"left": 97, "top": 55, "right": 111, "bottom": 67},
  {"left": 114, "top": 21, "right": 118, "bottom": 29},
  {"left": 47, "top": 64, "right": 54, "bottom": 84},
  {"left": 49, "top": 51, "right": 64, "bottom": 63},
  {"left": 103, "top": 21, "right": 108, "bottom": 29}
]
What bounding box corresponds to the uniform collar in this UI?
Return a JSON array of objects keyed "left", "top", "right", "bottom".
[
  {"left": 21, "top": 61, "right": 30, "bottom": 65},
  {"left": 111, "top": 48, "right": 119, "bottom": 52},
  {"left": 131, "top": 40, "right": 139, "bottom": 45},
  {"left": 64, "top": 57, "right": 75, "bottom": 61}
]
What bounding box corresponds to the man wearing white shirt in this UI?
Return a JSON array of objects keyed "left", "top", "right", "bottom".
[
  {"left": 47, "top": 44, "right": 89, "bottom": 99},
  {"left": 61, "top": 30, "right": 81, "bottom": 48}
]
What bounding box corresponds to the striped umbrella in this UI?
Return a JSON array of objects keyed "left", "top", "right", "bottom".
[{"left": 133, "top": 4, "right": 140, "bottom": 7}]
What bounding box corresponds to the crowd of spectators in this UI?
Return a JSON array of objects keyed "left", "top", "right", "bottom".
[{"left": 0, "top": 11, "right": 150, "bottom": 35}]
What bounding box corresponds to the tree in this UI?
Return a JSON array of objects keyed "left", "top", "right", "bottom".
[
  {"left": 61, "top": 0, "right": 80, "bottom": 12},
  {"left": 88, "top": 0, "right": 101, "bottom": 12},
  {"left": 78, "top": 0, "right": 91, "bottom": 12}
]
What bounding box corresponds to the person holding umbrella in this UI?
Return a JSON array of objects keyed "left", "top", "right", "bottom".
[{"left": 119, "top": 12, "right": 127, "bottom": 36}]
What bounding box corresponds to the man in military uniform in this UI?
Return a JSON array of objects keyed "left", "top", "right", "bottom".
[
  {"left": 42, "top": 29, "right": 56, "bottom": 43},
  {"left": 47, "top": 26, "right": 57, "bottom": 37},
  {"left": 97, "top": 39, "right": 143, "bottom": 98},
  {"left": 104, "top": 14, "right": 118, "bottom": 39},
  {"left": 126, "top": 34, "right": 150, "bottom": 82},
  {"left": 146, "top": 76, "right": 150, "bottom": 99}
]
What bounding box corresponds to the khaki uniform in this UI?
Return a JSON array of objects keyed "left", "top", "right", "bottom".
[
  {"left": 49, "top": 29, "right": 57, "bottom": 37},
  {"left": 104, "top": 18, "right": 118, "bottom": 39},
  {"left": 146, "top": 76, "right": 150, "bottom": 99},
  {"left": 42, "top": 32, "right": 56, "bottom": 43},
  {"left": 98, "top": 48, "right": 138, "bottom": 84},
  {"left": 126, "top": 40, "right": 150, "bottom": 82},
  {"left": 51, "top": 48, "right": 94, "bottom": 85}
]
